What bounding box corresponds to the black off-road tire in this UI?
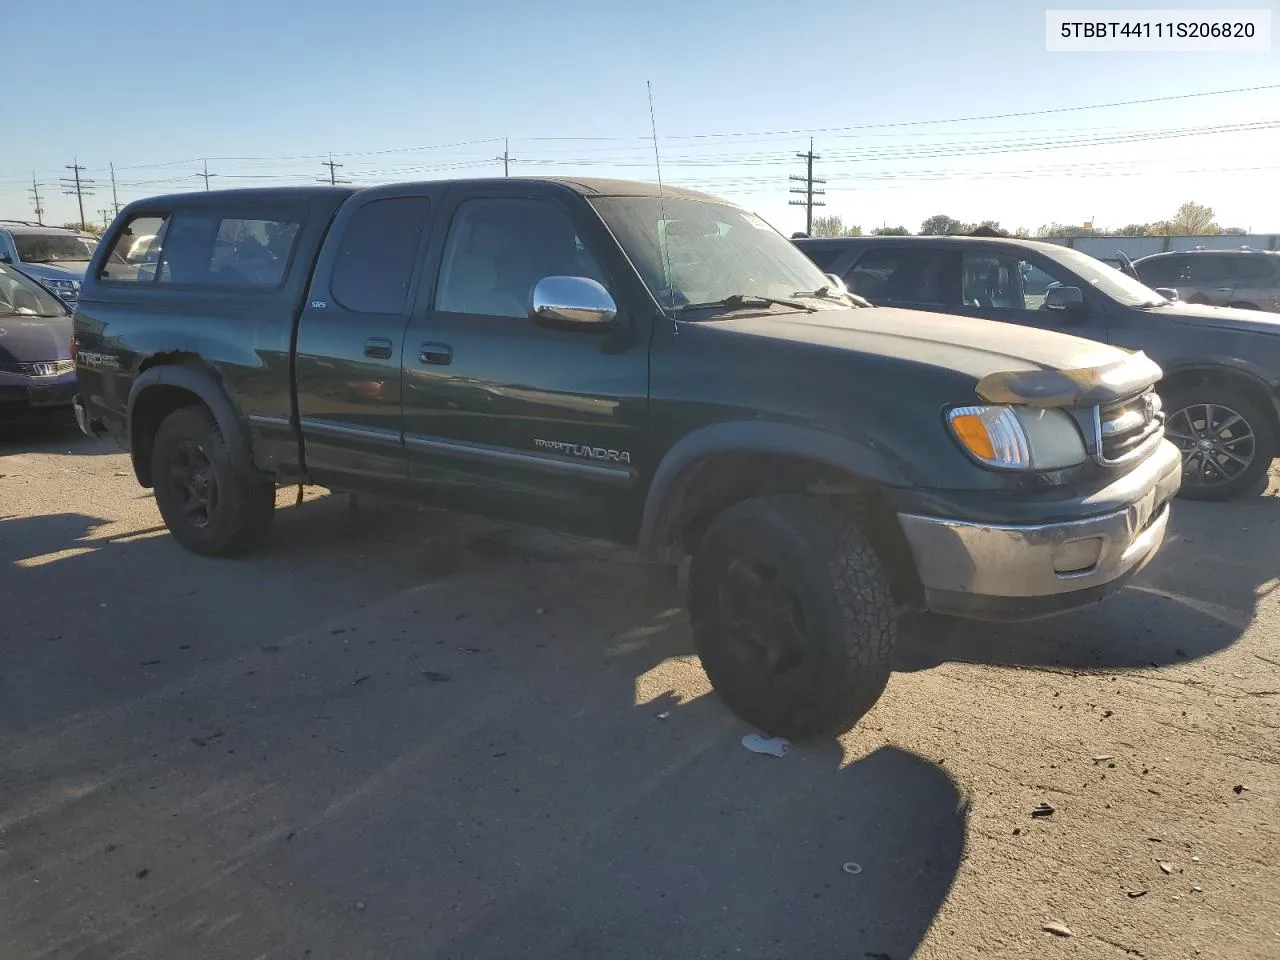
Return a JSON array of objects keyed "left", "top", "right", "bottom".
[
  {"left": 1162, "top": 385, "right": 1276, "bottom": 502},
  {"left": 150, "top": 405, "right": 276, "bottom": 556},
  {"left": 688, "top": 495, "right": 897, "bottom": 739}
]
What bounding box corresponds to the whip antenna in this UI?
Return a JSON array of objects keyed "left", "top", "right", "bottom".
[{"left": 647, "top": 81, "right": 677, "bottom": 321}]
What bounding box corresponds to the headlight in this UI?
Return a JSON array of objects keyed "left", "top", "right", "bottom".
[
  {"left": 948, "top": 404, "right": 1086, "bottom": 470},
  {"left": 43, "top": 278, "right": 81, "bottom": 297}
]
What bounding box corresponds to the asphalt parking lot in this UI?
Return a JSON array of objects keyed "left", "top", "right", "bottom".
[{"left": 1, "top": 421, "right": 1277, "bottom": 959}]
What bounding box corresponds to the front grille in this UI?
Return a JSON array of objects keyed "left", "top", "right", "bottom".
[
  {"left": 0, "top": 359, "right": 75, "bottom": 378},
  {"left": 1096, "top": 390, "right": 1164, "bottom": 464}
]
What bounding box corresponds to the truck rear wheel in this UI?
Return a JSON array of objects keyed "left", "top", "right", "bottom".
[
  {"left": 688, "top": 495, "right": 897, "bottom": 740},
  {"left": 150, "top": 405, "right": 276, "bottom": 556}
]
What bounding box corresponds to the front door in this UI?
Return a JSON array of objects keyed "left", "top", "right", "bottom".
[
  {"left": 294, "top": 189, "right": 436, "bottom": 494},
  {"left": 957, "top": 249, "right": 1101, "bottom": 337},
  {"left": 400, "top": 192, "right": 650, "bottom": 542}
]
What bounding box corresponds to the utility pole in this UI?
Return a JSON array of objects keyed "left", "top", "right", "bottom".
[
  {"left": 198, "top": 159, "right": 217, "bottom": 191},
  {"left": 318, "top": 154, "right": 350, "bottom": 186},
  {"left": 787, "top": 138, "right": 825, "bottom": 236},
  {"left": 28, "top": 174, "right": 45, "bottom": 226},
  {"left": 100, "top": 207, "right": 114, "bottom": 230},
  {"left": 60, "top": 160, "right": 94, "bottom": 230},
  {"left": 494, "top": 139, "right": 518, "bottom": 176},
  {"left": 109, "top": 162, "right": 120, "bottom": 214}
]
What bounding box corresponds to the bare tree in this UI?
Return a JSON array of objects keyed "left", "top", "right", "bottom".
[{"left": 1169, "top": 201, "right": 1220, "bottom": 235}]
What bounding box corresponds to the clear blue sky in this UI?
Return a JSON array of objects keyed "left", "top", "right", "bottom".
[{"left": 3, "top": 0, "right": 1277, "bottom": 233}]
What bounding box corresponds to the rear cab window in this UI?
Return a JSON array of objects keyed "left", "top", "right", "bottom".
[{"left": 99, "top": 209, "right": 303, "bottom": 288}]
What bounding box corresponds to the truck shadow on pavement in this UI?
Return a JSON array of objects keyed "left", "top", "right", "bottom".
[{"left": 0, "top": 501, "right": 966, "bottom": 959}]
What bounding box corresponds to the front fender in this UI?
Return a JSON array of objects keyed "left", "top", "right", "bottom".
[
  {"left": 638, "top": 420, "right": 910, "bottom": 560},
  {"left": 127, "top": 363, "right": 257, "bottom": 484}
]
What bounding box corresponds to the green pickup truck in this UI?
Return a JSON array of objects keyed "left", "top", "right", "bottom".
[{"left": 72, "top": 178, "right": 1180, "bottom": 738}]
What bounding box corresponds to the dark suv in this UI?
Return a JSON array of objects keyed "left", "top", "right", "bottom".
[
  {"left": 1133, "top": 249, "right": 1280, "bottom": 313},
  {"left": 797, "top": 235, "right": 1280, "bottom": 500}
]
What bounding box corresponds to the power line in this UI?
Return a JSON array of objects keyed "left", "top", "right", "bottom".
[
  {"left": 60, "top": 160, "right": 94, "bottom": 230},
  {"left": 788, "top": 139, "right": 825, "bottom": 235},
  {"left": 28, "top": 174, "right": 44, "bottom": 225}
]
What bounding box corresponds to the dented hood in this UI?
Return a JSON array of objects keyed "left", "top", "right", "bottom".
[
  {"left": 717, "top": 306, "right": 1156, "bottom": 405},
  {"left": 975, "top": 350, "right": 1161, "bottom": 407}
]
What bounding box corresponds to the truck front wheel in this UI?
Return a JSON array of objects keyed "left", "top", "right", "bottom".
[
  {"left": 150, "top": 406, "right": 276, "bottom": 557},
  {"left": 688, "top": 495, "right": 897, "bottom": 740}
]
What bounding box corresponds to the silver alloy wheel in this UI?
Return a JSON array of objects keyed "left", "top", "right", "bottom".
[{"left": 1165, "top": 402, "right": 1256, "bottom": 488}]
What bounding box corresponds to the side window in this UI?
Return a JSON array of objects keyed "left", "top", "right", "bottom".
[
  {"left": 99, "top": 214, "right": 170, "bottom": 282},
  {"left": 435, "top": 198, "right": 605, "bottom": 319},
  {"left": 802, "top": 246, "right": 845, "bottom": 272},
  {"left": 846, "top": 248, "right": 952, "bottom": 305},
  {"left": 1235, "top": 256, "right": 1276, "bottom": 281},
  {"left": 961, "top": 253, "right": 1035, "bottom": 309},
  {"left": 330, "top": 197, "right": 430, "bottom": 314},
  {"left": 1016, "top": 258, "right": 1076, "bottom": 310},
  {"left": 1135, "top": 257, "right": 1178, "bottom": 286},
  {"left": 1184, "top": 255, "right": 1233, "bottom": 284},
  {"left": 153, "top": 212, "right": 301, "bottom": 287}
]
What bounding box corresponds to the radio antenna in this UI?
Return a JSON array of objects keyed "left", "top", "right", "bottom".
[{"left": 647, "top": 80, "right": 677, "bottom": 323}]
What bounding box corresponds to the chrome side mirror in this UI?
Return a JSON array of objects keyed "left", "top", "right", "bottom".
[{"left": 530, "top": 276, "right": 617, "bottom": 327}]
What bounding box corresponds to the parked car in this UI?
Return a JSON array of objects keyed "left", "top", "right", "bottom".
[
  {"left": 74, "top": 181, "right": 1178, "bottom": 738},
  {"left": 1132, "top": 249, "right": 1280, "bottom": 313},
  {"left": 0, "top": 260, "right": 77, "bottom": 422},
  {"left": 796, "top": 235, "right": 1280, "bottom": 500},
  {"left": 0, "top": 221, "right": 102, "bottom": 302}
]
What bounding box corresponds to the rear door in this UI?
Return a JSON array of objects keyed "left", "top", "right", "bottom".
[
  {"left": 1180, "top": 254, "right": 1236, "bottom": 305},
  {"left": 399, "top": 186, "right": 650, "bottom": 542},
  {"left": 842, "top": 245, "right": 961, "bottom": 313},
  {"left": 1231, "top": 255, "right": 1278, "bottom": 309},
  {"left": 294, "top": 187, "right": 438, "bottom": 494}
]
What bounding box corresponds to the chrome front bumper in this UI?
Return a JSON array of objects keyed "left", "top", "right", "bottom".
[{"left": 898, "top": 441, "right": 1181, "bottom": 620}]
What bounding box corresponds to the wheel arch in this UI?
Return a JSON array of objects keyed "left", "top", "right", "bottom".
[
  {"left": 127, "top": 358, "right": 257, "bottom": 487},
  {"left": 638, "top": 421, "right": 922, "bottom": 605},
  {"left": 1159, "top": 362, "right": 1280, "bottom": 431}
]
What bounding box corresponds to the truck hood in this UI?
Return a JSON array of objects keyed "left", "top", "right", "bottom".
[
  {"left": 0, "top": 315, "right": 73, "bottom": 363},
  {"left": 1159, "top": 301, "right": 1280, "bottom": 335},
  {"left": 716, "top": 306, "right": 1157, "bottom": 407}
]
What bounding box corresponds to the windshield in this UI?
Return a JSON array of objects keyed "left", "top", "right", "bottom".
[
  {"left": 590, "top": 196, "right": 833, "bottom": 312},
  {"left": 13, "top": 233, "right": 98, "bottom": 263},
  {"left": 1043, "top": 246, "right": 1167, "bottom": 307},
  {"left": 0, "top": 263, "right": 69, "bottom": 317}
]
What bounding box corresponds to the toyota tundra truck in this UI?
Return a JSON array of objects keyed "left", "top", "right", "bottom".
[{"left": 72, "top": 179, "right": 1181, "bottom": 738}]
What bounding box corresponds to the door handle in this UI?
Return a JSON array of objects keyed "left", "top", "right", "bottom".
[
  {"left": 1213, "top": 286, "right": 1233, "bottom": 293},
  {"left": 364, "top": 338, "right": 393, "bottom": 360},
  {"left": 419, "top": 342, "right": 453, "bottom": 365}
]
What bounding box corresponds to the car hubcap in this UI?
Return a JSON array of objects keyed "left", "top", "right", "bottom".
[
  {"left": 717, "top": 558, "right": 807, "bottom": 676},
  {"left": 168, "top": 441, "right": 219, "bottom": 528},
  {"left": 1165, "top": 403, "right": 1255, "bottom": 487}
]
